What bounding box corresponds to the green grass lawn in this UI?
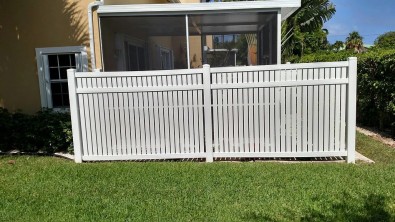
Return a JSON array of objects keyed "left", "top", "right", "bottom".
[
  {"left": 1, "top": 132, "right": 395, "bottom": 221},
  {"left": 356, "top": 131, "right": 395, "bottom": 164}
]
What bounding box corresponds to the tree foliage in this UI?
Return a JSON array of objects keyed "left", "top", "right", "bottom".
[
  {"left": 345, "top": 31, "right": 365, "bottom": 53},
  {"left": 331, "top": 40, "right": 344, "bottom": 52},
  {"left": 375, "top": 31, "right": 395, "bottom": 49},
  {"left": 282, "top": 0, "right": 336, "bottom": 59},
  {"left": 292, "top": 49, "right": 395, "bottom": 134}
]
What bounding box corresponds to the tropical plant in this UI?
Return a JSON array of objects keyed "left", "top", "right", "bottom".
[
  {"left": 302, "top": 28, "right": 331, "bottom": 54},
  {"left": 282, "top": 0, "right": 336, "bottom": 58},
  {"left": 345, "top": 31, "right": 365, "bottom": 53},
  {"left": 375, "top": 31, "right": 395, "bottom": 49},
  {"left": 331, "top": 40, "right": 344, "bottom": 51}
]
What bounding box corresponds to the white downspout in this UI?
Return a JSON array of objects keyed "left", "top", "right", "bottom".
[{"left": 88, "top": 0, "right": 103, "bottom": 71}]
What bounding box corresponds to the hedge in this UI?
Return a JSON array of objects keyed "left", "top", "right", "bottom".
[
  {"left": 292, "top": 49, "right": 395, "bottom": 135},
  {"left": 0, "top": 109, "right": 72, "bottom": 153}
]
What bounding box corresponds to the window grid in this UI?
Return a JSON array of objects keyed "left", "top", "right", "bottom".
[{"left": 48, "top": 54, "right": 76, "bottom": 108}]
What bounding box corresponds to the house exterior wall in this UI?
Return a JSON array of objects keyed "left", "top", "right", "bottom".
[
  {"left": 0, "top": 0, "right": 283, "bottom": 113},
  {"left": 0, "top": 0, "right": 169, "bottom": 113},
  {"left": 0, "top": 0, "right": 92, "bottom": 113}
]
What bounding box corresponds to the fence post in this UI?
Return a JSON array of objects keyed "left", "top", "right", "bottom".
[
  {"left": 203, "top": 64, "right": 213, "bottom": 162},
  {"left": 67, "top": 69, "right": 83, "bottom": 163},
  {"left": 347, "top": 57, "right": 357, "bottom": 163}
]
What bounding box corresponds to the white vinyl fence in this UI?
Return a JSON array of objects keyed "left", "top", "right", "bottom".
[{"left": 68, "top": 58, "right": 357, "bottom": 163}]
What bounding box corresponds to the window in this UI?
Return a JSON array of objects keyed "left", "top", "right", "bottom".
[
  {"left": 125, "top": 42, "right": 146, "bottom": 71},
  {"left": 115, "top": 34, "right": 148, "bottom": 71},
  {"left": 36, "top": 46, "right": 88, "bottom": 109},
  {"left": 213, "top": 34, "right": 240, "bottom": 49}
]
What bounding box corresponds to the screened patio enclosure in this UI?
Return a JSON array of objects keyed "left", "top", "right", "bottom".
[{"left": 97, "top": 1, "right": 300, "bottom": 71}]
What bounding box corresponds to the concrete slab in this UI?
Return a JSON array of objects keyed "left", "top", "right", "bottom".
[{"left": 356, "top": 152, "right": 375, "bottom": 164}]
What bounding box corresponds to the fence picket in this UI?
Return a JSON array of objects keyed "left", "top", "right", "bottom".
[
  {"left": 259, "top": 71, "right": 265, "bottom": 152},
  {"left": 238, "top": 72, "right": 244, "bottom": 153},
  {"left": 313, "top": 69, "right": 319, "bottom": 152},
  {"left": 264, "top": 71, "right": 270, "bottom": 152},
  {"left": 329, "top": 68, "right": 336, "bottom": 152},
  {"left": 269, "top": 71, "right": 275, "bottom": 152},
  {"left": 192, "top": 75, "right": 199, "bottom": 153},
  {"left": 254, "top": 71, "right": 260, "bottom": 152},
  {"left": 334, "top": 68, "right": 341, "bottom": 151},
  {"left": 248, "top": 72, "right": 254, "bottom": 152},
  {"left": 296, "top": 69, "right": 302, "bottom": 152}
]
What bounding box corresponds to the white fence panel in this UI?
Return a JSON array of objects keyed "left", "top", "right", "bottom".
[
  {"left": 68, "top": 69, "right": 207, "bottom": 161},
  {"left": 68, "top": 58, "right": 357, "bottom": 163},
  {"left": 209, "top": 59, "right": 356, "bottom": 161}
]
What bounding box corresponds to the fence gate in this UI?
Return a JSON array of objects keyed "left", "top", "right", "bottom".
[{"left": 68, "top": 58, "right": 357, "bottom": 163}]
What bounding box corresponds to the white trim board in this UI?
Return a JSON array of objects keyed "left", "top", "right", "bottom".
[{"left": 98, "top": 1, "right": 300, "bottom": 20}]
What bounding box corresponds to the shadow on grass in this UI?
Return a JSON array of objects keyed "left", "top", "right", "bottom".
[{"left": 243, "top": 193, "right": 392, "bottom": 222}]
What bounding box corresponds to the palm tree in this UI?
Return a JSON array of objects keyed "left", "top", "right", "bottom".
[
  {"left": 331, "top": 40, "right": 344, "bottom": 52},
  {"left": 282, "top": 0, "right": 336, "bottom": 58},
  {"left": 345, "top": 31, "right": 364, "bottom": 53}
]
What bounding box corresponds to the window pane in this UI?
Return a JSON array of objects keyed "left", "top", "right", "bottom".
[
  {"left": 61, "top": 83, "right": 68, "bottom": 94},
  {"left": 70, "top": 55, "right": 76, "bottom": 66},
  {"left": 49, "top": 68, "right": 60, "bottom": 80},
  {"left": 137, "top": 47, "right": 146, "bottom": 70},
  {"left": 59, "top": 67, "right": 68, "bottom": 79},
  {"left": 51, "top": 83, "right": 62, "bottom": 94},
  {"left": 48, "top": 55, "right": 58, "bottom": 67},
  {"left": 63, "top": 94, "right": 70, "bottom": 106},
  {"left": 128, "top": 45, "right": 138, "bottom": 71},
  {"left": 161, "top": 50, "right": 171, "bottom": 70},
  {"left": 58, "top": 54, "right": 71, "bottom": 66},
  {"left": 52, "top": 94, "right": 63, "bottom": 108}
]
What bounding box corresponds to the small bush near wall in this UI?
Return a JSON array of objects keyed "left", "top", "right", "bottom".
[
  {"left": 292, "top": 49, "right": 395, "bottom": 136},
  {"left": 0, "top": 108, "right": 72, "bottom": 153}
]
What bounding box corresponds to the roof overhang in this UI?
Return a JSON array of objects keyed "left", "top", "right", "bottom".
[{"left": 97, "top": 0, "right": 301, "bottom": 20}]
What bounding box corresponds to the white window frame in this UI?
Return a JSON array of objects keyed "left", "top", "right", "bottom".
[{"left": 35, "top": 46, "right": 88, "bottom": 110}]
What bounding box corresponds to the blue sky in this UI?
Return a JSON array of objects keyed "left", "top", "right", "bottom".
[{"left": 324, "top": 0, "right": 395, "bottom": 45}]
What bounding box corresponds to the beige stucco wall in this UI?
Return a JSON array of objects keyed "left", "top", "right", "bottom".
[
  {"left": 189, "top": 36, "right": 202, "bottom": 68},
  {"left": 0, "top": 0, "right": 92, "bottom": 113},
  {"left": 0, "top": 0, "right": 170, "bottom": 113}
]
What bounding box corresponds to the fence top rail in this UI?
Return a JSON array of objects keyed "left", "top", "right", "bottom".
[
  {"left": 74, "top": 68, "right": 205, "bottom": 78},
  {"left": 76, "top": 85, "right": 204, "bottom": 93},
  {"left": 210, "top": 61, "right": 349, "bottom": 73},
  {"left": 72, "top": 61, "right": 350, "bottom": 78},
  {"left": 211, "top": 78, "right": 349, "bottom": 89}
]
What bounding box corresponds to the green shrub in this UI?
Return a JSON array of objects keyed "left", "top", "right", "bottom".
[
  {"left": 0, "top": 108, "right": 13, "bottom": 152},
  {"left": 293, "top": 49, "right": 395, "bottom": 135},
  {"left": 0, "top": 108, "right": 72, "bottom": 153},
  {"left": 11, "top": 111, "right": 38, "bottom": 152}
]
